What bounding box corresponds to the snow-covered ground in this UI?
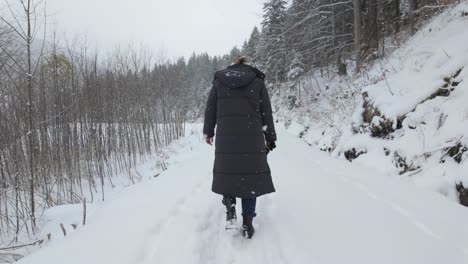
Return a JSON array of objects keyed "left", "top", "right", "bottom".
[
  {"left": 0, "top": 126, "right": 198, "bottom": 263},
  {"left": 14, "top": 128, "right": 468, "bottom": 264}
]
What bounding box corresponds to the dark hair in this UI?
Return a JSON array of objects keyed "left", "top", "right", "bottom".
[{"left": 234, "top": 56, "right": 248, "bottom": 65}]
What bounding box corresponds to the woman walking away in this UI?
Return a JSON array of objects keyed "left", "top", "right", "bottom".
[{"left": 203, "top": 56, "right": 277, "bottom": 239}]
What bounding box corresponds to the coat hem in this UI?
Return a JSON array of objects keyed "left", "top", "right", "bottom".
[{"left": 211, "top": 189, "right": 275, "bottom": 199}]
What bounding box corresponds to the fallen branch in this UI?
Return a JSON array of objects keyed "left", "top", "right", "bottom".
[
  {"left": 406, "top": 168, "right": 424, "bottom": 177},
  {"left": 0, "top": 239, "right": 43, "bottom": 251},
  {"left": 413, "top": 4, "right": 454, "bottom": 14}
]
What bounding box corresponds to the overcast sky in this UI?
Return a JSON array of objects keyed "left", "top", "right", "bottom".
[{"left": 45, "top": 0, "right": 267, "bottom": 59}]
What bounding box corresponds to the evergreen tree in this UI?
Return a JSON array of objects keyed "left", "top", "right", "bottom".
[
  {"left": 286, "top": 0, "right": 314, "bottom": 57},
  {"left": 287, "top": 50, "right": 305, "bottom": 85},
  {"left": 260, "top": 0, "right": 288, "bottom": 83},
  {"left": 242, "top": 27, "right": 261, "bottom": 63},
  {"left": 287, "top": 50, "right": 306, "bottom": 106},
  {"left": 286, "top": 0, "right": 354, "bottom": 72}
]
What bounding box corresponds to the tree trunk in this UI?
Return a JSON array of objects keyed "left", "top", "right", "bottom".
[
  {"left": 409, "top": 0, "right": 418, "bottom": 32},
  {"left": 25, "top": 0, "right": 36, "bottom": 232},
  {"left": 354, "top": 0, "right": 363, "bottom": 73},
  {"left": 391, "top": 0, "right": 400, "bottom": 34},
  {"left": 366, "top": 0, "right": 379, "bottom": 55}
]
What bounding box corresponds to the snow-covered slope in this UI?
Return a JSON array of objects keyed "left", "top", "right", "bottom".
[
  {"left": 15, "top": 129, "right": 468, "bottom": 264},
  {"left": 337, "top": 2, "right": 468, "bottom": 201},
  {"left": 361, "top": 4, "right": 468, "bottom": 119},
  {"left": 280, "top": 2, "right": 468, "bottom": 205}
]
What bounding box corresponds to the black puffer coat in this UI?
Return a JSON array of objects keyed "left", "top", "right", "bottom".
[{"left": 203, "top": 64, "right": 277, "bottom": 198}]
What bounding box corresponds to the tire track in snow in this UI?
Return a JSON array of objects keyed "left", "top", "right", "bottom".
[
  {"left": 337, "top": 171, "right": 468, "bottom": 257},
  {"left": 256, "top": 195, "right": 295, "bottom": 264},
  {"left": 196, "top": 197, "right": 237, "bottom": 264},
  {"left": 345, "top": 176, "right": 442, "bottom": 240},
  {"left": 139, "top": 170, "right": 211, "bottom": 264}
]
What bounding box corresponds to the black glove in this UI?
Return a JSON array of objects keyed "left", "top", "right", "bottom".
[{"left": 265, "top": 141, "right": 276, "bottom": 154}]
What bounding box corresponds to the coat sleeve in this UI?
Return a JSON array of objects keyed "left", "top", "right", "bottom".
[
  {"left": 260, "top": 83, "right": 277, "bottom": 142},
  {"left": 203, "top": 84, "right": 217, "bottom": 138}
]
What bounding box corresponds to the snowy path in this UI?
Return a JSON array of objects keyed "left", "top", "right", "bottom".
[{"left": 18, "top": 130, "right": 468, "bottom": 264}]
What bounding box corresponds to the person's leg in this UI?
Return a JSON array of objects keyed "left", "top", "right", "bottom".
[
  {"left": 222, "top": 195, "right": 237, "bottom": 222},
  {"left": 222, "top": 195, "right": 236, "bottom": 207},
  {"left": 241, "top": 197, "right": 257, "bottom": 217},
  {"left": 241, "top": 197, "right": 256, "bottom": 238}
]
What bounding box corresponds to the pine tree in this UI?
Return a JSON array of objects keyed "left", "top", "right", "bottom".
[
  {"left": 287, "top": 50, "right": 306, "bottom": 105},
  {"left": 287, "top": 50, "right": 305, "bottom": 84},
  {"left": 260, "top": 0, "right": 288, "bottom": 83},
  {"left": 242, "top": 27, "right": 261, "bottom": 63},
  {"left": 285, "top": 0, "right": 354, "bottom": 73}
]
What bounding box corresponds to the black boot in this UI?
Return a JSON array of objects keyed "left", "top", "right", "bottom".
[
  {"left": 222, "top": 196, "right": 237, "bottom": 223},
  {"left": 242, "top": 215, "right": 255, "bottom": 239}
]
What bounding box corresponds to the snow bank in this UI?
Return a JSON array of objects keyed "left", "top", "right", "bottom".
[
  {"left": 1, "top": 125, "right": 205, "bottom": 263},
  {"left": 38, "top": 204, "right": 97, "bottom": 242},
  {"left": 363, "top": 2, "right": 468, "bottom": 118}
]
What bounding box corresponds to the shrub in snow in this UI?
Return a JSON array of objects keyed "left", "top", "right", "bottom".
[
  {"left": 456, "top": 182, "right": 468, "bottom": 207},
  {"left": 420, "top": 68, "right": 463, "bottom": 102},
  {"left": 360, "top": 92, "right": 403, "bottom": 138},
  {"left": 298, "top": 126, "right": 309, "bottom": 139},
  {"left": 286, "top": 95, "right": 299, "bottom": 109},
  {"left": 392, "top": 151, "right": 420, "bottom": 175},
  {"left": 384, "top": 147, "right": 391, "bottom": 156},
  {"left": 344, "top": 148, "right": 367, "bottom": 162},
  {"left": 441, "top": 143, "right": 468, "bottom": 164}
]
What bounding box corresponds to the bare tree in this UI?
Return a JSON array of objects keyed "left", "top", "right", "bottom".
[
  {"left": 1, "top": 0, "right": 47, "bottom": 231},
  {"left": 0, "top": 2, "right": 208, "bottom": 242}
]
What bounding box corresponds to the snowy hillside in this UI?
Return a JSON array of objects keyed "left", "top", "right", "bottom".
[
  {"left": 13, "top": 129, "right": 468, "bottom": 264},
  {"left": 279, "top": 2, "right": 468, "bottom": 205},
  {"left": 340, "top": 2, "right": 468, "bottom": 202}
]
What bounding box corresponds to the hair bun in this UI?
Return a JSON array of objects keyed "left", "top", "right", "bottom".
[{"left": 234, "top": 56, "right": 248, "bottom": 65}]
